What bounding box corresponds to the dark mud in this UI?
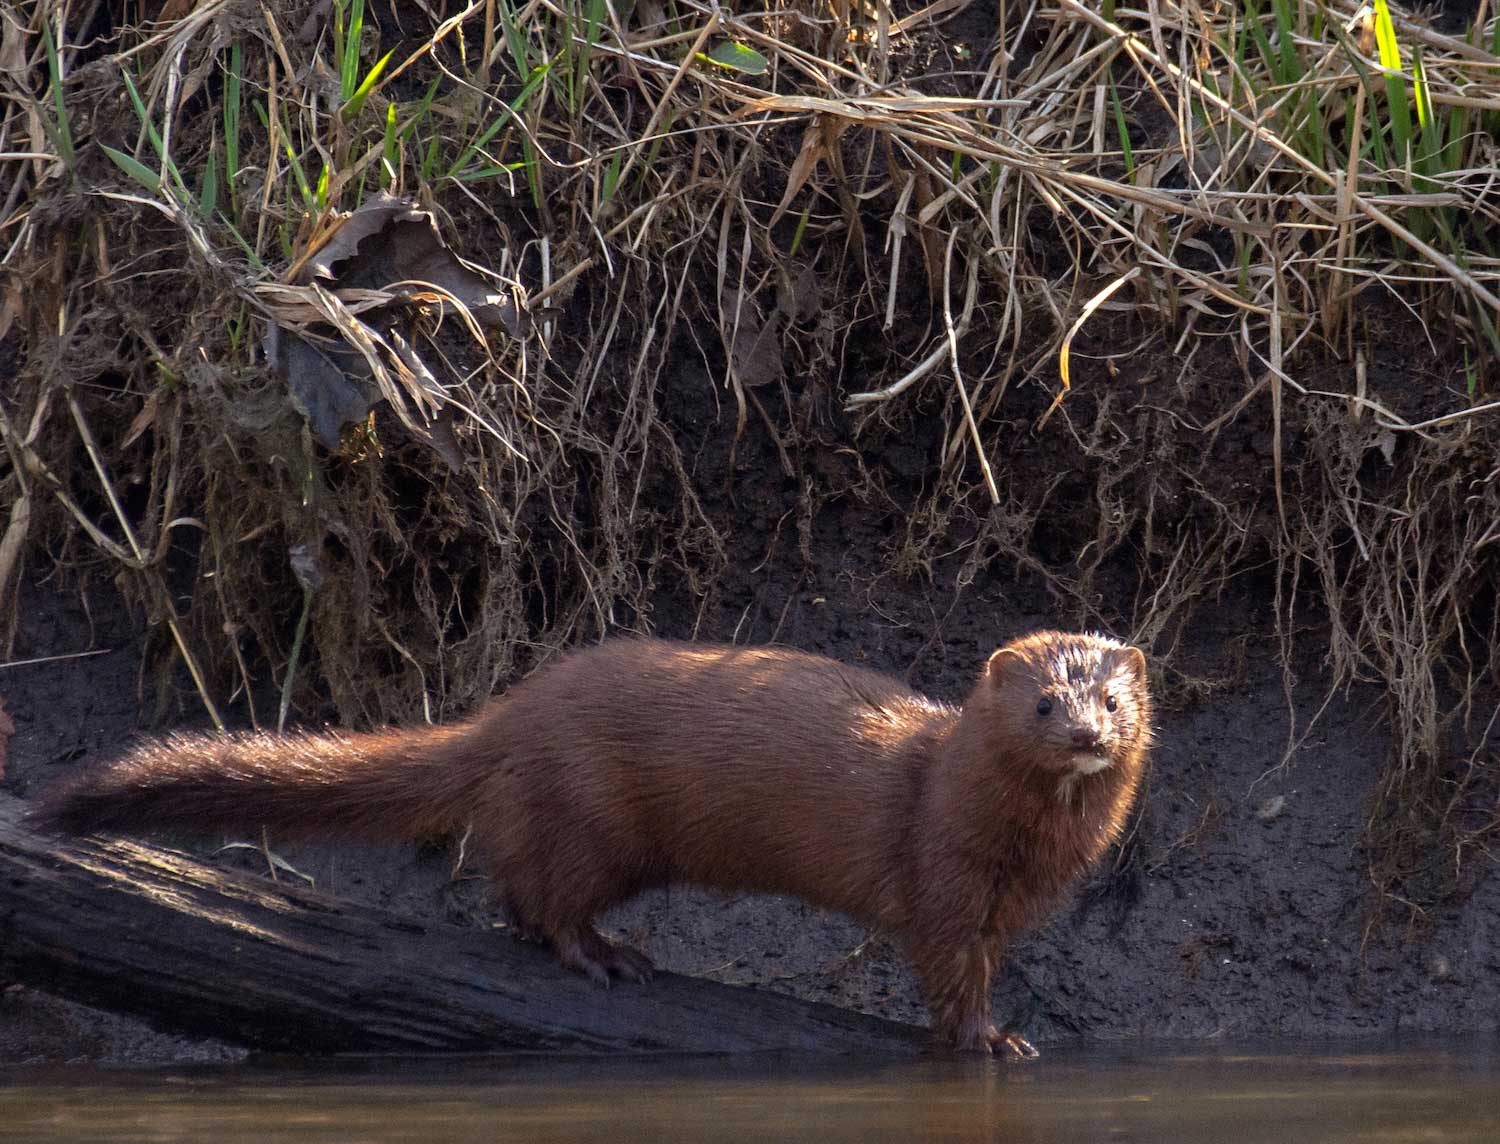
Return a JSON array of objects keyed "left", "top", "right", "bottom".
[{"left": 2, "top": 348, "right": 1496, "bottom": 1062}]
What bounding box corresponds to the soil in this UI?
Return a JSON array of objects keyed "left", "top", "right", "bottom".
[
  {"left": 4, "top": 0, "right": 1498, "bottom": 1069},
  {"left": 2, "top": 350, "right": 1496, "bottom": 1063}
]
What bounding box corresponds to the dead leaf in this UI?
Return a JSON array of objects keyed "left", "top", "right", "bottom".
[
  {"left": 297, "top": 0, "right": 334, "bottom": 45},
  {"left": 722, "top": 288, "right": 784, "bottom": 390},
  {"left": 265, "top": 194, "right": 529, "bottom": 458},
  {"left": 266, "top": 323, "right": 378, "bottom": 451},
  {"left": 777, "top": 263, "right": 821, "bottom": 323},
  {"left": 770, "top": 114, "right": 852, "bottom": 228},
  {"left": 0, "top": 274, "right": 21, "bottom": 344},
  {"left": 0, "top": 483, "right": 30, "bottom": 608},
  {"left": 298, "top": 193, "right": 527, "bottom": 337},
  {"left": 120, "top": 387, "right": 163, "bottom": 450},
  {"left": 1376, "top": 429, "right": 1397, "bottom": 465}
]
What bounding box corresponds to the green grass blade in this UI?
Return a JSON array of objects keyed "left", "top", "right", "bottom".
[
  {"left": 1236, "top": 234, "right": 1254, "bottom": 295},
  {"left": 444, "top": 61, "right": 551, "bottom": 181},
  {"left": 382, "top": 101, "right": 399, "bottom": 188},
  {"left": 101, "top": 144, "right": 161, "bottom": 192},
  {"left": 269, "top": 104, "right": 315, "bottom": 208},
  {"left": 1242, "top": 0, "right": 1276, "bottom": 75},
  {"left": 200, "top": 138, "right": 219, "bottom": 215},
  {"left": 1411, "top": 46, "right": 1433, "bottom": 135},
  {"left": 1373, "top": 0, "right": 1401, "bottom": 72},
  {"left": 600, "top": 148, "right": 623, "bottom": 207},
  {"left": 119, "top": 69, "right": 157, "bottom": 150},
  {"left": 1442, "top": 104, "right": 1468, "bottom": 172},
  {"left": 120, "top": 68, "right": 188, "bottom": 195},
  {"left": 1341, "top": 48, "right": 1392, "bottom": 171},
  {"left": 332, "top": 0, "right": 346, "bottom": 95},
  {"left": 422, "top": 132, "right": 442, "bottom": 181},
  {"left": 500, "top": 0, "right": 533, "bottom": 77},
  {"left": 224, "top": 43, "right": 242, "bottom": 205},
  {"left": 457, "top": 164, "right": 524, "bottom": 182},
  {"left": 1372, "top": 0, "right": 1412, "bottom": 166},
  {"left": 578, "top": 0, "right": 606, "bottom": 112},
  {"left": 407, "top": 77, "right": 442, "bottom": 139},
  {"left": 1109, "top": 78, "right": 1135, "bottom": 180},
  {"left": 1270, "top": 0, "right": 1299, "bottom": 85},
  {"left": 341, "top": 48, "right": 394, "bottom": 122},
  {"left": 523, "top": 136, "right": 543, "bottom": 210},
  {"left": 789, "top": 202, "right": 811, "bottom": 257},
  {"left": 40, "top": 20, "right": 75, "bottom": 170},
  {"left": 636, "top": 105, "right": 677, "bottom": 191},
  {"left": 341, "top": 0, "right": 367, "bottom": 103}
]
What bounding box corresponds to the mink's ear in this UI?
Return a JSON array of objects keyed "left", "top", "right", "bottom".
[
  {"left": 985, "top": 647, "right": 1023, "bottom": 687},
  {"left": 1114, "top": 646, "right": 1147, "bottom": 680}
]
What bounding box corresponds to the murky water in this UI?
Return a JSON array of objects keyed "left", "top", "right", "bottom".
[{"left": 2, "top": 1040, "right": 1496, "bottom": 1143}]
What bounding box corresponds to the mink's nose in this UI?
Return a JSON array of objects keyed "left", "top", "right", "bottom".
[{"left": 1071, "top": 726, "right": 1100, "bottom": 750}]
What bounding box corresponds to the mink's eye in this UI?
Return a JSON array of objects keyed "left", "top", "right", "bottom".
[
  {"left": 1036, "top": 697, "right": 1052, "bottom": 717},
  {"left": 1105, "top": 694, "right": 1118, "bottom": 713}
]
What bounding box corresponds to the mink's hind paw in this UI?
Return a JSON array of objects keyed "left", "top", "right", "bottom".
[
  {"left": 605, "top": 942, "right": 656, "bottom": 984},
  {"left": 552, "top": 925, "right": 656, "bottom": 986}
]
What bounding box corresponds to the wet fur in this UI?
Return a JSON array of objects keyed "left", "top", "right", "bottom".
[{"left": 32, "top": 633, "right": 1151, "bottom": 1053}]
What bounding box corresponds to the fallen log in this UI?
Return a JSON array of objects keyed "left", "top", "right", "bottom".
[{"left": 0, "top": 796, "right": 923, "bottom": 1055}]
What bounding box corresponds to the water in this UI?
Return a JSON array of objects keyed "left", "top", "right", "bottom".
[{"left": 3, "top": 1040, "right": 1496, "bottom": 1143}]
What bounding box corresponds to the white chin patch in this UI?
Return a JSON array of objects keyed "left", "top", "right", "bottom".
[{"left": 1071, "top": 753, "right": 1111, "bottom": 775}]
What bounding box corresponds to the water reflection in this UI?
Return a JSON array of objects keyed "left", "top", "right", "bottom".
[{"left": 3, "top": 1039, "right": 1496, "bottom": 1143}]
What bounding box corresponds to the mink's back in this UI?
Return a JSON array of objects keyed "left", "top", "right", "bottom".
[{"left": 469, "top": 639, "right": 958, "bottom": 921}]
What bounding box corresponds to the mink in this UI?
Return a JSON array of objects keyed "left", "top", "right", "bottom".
[{"left": 33, "top": 632, "right": 1152, "bottom": 1055}]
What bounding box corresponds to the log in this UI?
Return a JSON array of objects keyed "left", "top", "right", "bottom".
[{"left": 0, "top": 797, "right": 923, "bottom": 1055}]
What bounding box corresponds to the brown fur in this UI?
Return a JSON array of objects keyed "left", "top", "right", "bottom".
[{"left": 32, "top": 632, "right": 1151, "bottom": 1053}]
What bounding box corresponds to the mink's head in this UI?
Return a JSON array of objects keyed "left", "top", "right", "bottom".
[{"left": 965, "top": 631, "right": 1152, "bottom": 784}]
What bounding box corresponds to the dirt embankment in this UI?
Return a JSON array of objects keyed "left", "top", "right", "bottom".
[
  {"left": 3, "top": 369, "right": 1496, "bottom": 1061},
  {"left": 3, "top": 0, "right": 1500, "bottom": 1062}
]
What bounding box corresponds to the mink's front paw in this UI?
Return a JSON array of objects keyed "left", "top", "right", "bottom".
[
  {"left": 993, "top": 1031, "right": 1039, "bottom": 1059},
  {"left": 951, "top": 1016, "right": 1040, "bottom": 1059}
]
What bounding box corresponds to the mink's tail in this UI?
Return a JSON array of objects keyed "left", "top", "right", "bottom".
[{"left": 28, "top": 720, "right": 484, "bottom": 843}]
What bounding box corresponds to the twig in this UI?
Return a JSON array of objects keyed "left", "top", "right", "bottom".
[
  {"left": 0, "top": 649, "right": 113, "bottom": 671},
  {"left": 66, "top": 392, "right": 224, "bottom": 731}
]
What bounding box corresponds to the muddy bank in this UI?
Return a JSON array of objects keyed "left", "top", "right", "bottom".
[
  {"left": 2, "top": 502, "right": 1494, "bottom": 1064},
  {"left": 5, "top": 0, "right": 1500, "bottom": 1070}
]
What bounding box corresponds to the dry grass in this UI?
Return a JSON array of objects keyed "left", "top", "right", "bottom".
[{"left": 2, "top": 0, "right": 1499, "bottom": 912}]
